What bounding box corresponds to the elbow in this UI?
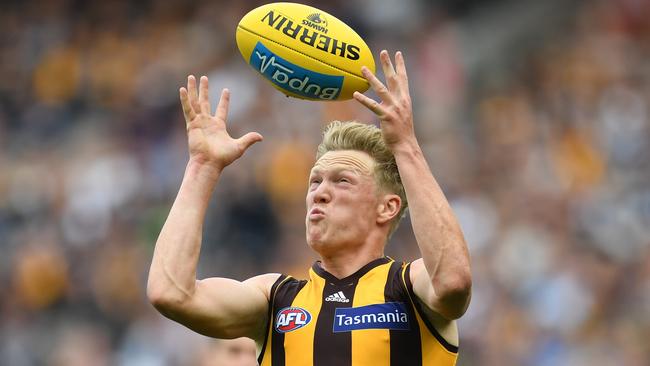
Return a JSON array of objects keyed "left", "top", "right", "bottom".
[
  {"left": 146, "top": 280, "right": 191, "bottom": 315},
  {"left": 147, "top": 285, "right": 174, "bottom": 312},
  {"left": 442, "top": 272, "right": 472, "bottom": 295},
  {"left": 433, "top": 273, "right": 472, "bottom": 320},
  {"left": 146, "top": 286, "right": 170, "bottom": 310}
]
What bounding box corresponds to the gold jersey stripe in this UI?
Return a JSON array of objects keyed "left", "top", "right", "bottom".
[
  {"left": 283, "top": 268, "right": 325, "bottom": 366},
  {"left": 260, "top": 275, "right": 292, "bottom": 366},
  {"left": 351, "top": 261, "right": 393, "bottom": 366}
]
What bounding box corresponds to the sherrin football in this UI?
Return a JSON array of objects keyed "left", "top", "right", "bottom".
[{"left": 235, "top": 2, "right": 375, "bottom": 101}]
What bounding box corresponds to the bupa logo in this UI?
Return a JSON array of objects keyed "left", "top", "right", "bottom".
[
  {"left": 249, "top": 41, "right": 343, "bottom": 100},
  {"left": 275, "top": 307, "right": 312, "bottom": 333}
]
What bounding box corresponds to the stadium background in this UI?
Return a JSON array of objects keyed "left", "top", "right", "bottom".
[{"left": 1, "top": 0, "right": 649, "bottom": 364}]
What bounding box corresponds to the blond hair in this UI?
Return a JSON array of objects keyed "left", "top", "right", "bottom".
[{"left": 316, "top": 121, "right": 408, "bottom": 236}]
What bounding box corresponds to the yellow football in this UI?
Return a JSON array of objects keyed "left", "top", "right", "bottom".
[{"left": 236, "top": 2, "right": 375, "bottom": 101}]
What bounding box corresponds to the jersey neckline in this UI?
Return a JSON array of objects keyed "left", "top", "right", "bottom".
[{"left": 311, "top": 256, "right": 392, "bottom": 286}]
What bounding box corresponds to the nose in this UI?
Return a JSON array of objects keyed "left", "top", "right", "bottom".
[{"left": 311, "top": 181, "right": 331, "bottom": 204}]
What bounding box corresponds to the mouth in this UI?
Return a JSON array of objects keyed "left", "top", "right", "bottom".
[{"left": 308, "top": 207, "right": 325, "bottom": 220}]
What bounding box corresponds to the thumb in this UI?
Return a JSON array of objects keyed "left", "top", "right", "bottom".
[{"left": 237, "top": 132, "right": 264, "bottom": 151}]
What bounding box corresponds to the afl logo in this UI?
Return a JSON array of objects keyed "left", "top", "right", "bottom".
[{"left": 275, "top": 307, "right": 312, "bottom": 333}]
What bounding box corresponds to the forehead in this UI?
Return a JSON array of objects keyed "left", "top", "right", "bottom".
[{"left": 312, "top": 150, "right": 375, "bottom": 174}]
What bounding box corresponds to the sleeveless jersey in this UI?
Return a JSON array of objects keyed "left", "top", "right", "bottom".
[{"left": 258, "top": 257, "right": 458, "bottom": 365}]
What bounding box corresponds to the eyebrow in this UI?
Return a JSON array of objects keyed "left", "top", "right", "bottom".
[{"left": 309, "top": 167, "right": 361, "bottom": 176}]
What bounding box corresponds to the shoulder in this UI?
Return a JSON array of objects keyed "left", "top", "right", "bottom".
[
  {"left": 408, "top": 258, "right": 425, "bottom": 277},
  {"left": 243, "top": 273, "right": 283, "bottom": 301},
  {"left": 244, "top": 273, "right": 306, "bottom": 302},
  {"left": 383, "top": 258, "right": 419, "bottom": 291}
]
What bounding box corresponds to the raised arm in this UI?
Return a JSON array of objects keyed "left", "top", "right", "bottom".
[
  {"left": 146, "top": 75, "right": 278, "bottom": 341},
  {"left": 353, "top": 51, "right": 471, "bottom": 320}
]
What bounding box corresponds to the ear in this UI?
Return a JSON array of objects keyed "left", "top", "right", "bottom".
[{"left": 376, "top": 194, "right": 401, "bottom": 225}]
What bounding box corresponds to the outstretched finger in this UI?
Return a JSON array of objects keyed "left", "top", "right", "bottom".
[
  {"left": 380, "top": 50, "right": 399, "bottom": 92},
  {"left": 187, "top": 75, "right": 200, "bottom": 112},
  {"left": 179, "top": 87, "right": 196, "bottom": 122},
  {"left": 395, "top": 51, "right": 410, "bottom": 93},
  {"left": 353, "top": 91, "right": 384, "bottom": 117},
  {"left": 214, "top": 88, "right": 230, "bottom": 122},
  {"left": 361, "top": 66, "right": 394, "bottom": 105},
  {"left": 198, "top": 76, "right": 211, "bottom": 114}
]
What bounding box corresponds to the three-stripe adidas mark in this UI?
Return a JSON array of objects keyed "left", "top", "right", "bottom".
[{"left": 325, "top": 291, "right": 350, "bottom": 303}]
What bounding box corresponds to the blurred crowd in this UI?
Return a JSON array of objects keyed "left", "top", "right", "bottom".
[{"left": 1, "top": 0, "right": 649, "bottom": 365}]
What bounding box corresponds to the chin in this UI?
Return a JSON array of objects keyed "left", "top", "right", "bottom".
[
  {"left": 306, "top": 232, "right": 324, "bottom": 248},
  {"left": 306, "top": 231, "right": 331, "bottom": 253}
]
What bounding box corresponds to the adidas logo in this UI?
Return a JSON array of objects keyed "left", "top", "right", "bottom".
[{"left": 325, "top": 291, "right": 349, "bottom": 303}]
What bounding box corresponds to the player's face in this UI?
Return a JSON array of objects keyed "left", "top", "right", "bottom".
[{"left": 306, "top": 150, "right": 381, "bottom": 253}]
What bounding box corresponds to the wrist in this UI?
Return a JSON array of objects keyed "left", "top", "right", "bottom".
[
  {"left": 390, "top": 139, "right": 422, "bottom": 159},
  {"left": 185, "top": 158, "right": 223, "bottom": 182}
]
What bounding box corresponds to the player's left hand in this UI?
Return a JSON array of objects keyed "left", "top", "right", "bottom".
[{"left": 354, "top": 50, "right": 416, "bottom": 152}]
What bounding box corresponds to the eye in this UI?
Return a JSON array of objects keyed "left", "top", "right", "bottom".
[
  {"left": 309, "top": 177, "right": 322, "bottom": 186},
  {"left": 338, "top": 177, "right": 350, "bottom": 183}
]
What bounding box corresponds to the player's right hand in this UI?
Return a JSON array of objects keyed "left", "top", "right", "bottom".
[{"left": 180, "top": 75, "right": 262, "bottom": 172}]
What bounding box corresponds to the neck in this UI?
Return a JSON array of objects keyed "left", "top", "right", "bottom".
[{"left": 319, "top": 244, "right": 385, "bottom": 279}]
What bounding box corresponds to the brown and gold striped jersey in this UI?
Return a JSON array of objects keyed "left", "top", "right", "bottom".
[{"left": 258, "top": 257, "right": 458, "bottom": 365}]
